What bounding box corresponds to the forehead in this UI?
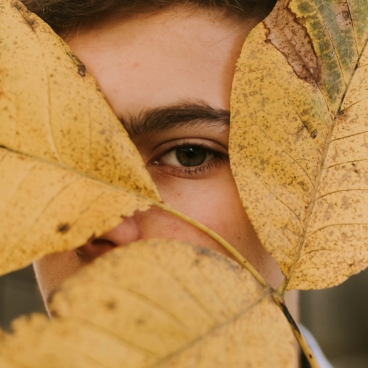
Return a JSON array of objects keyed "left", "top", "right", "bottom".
[{"left": 67, "top": 8, "right": 257, "bottom": 117}]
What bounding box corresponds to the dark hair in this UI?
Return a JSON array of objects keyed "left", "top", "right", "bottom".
[{"left": 22, "top": 0, "right": 276, "bottom": 36}]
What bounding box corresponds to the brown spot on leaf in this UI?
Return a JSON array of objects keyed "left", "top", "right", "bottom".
[
  {"left": 67, "top": 52, "right": 87, "bottom": 76},
  {"left": 135, "top": 318, "right": 146, "bottom": 326},
  {"left": 78, "top": 65, "right": 86, "bottom": 77},
  {"left": 333, "top": 3, "right": 352, "bottom": 29},
  {"left": 105, "top": 301, "right": 116, "bottom": 310},
  {"left": 310, "top": 129, "right": 317, "bottom": 139},
  {"left": 50, "top": 310, "right": 60, "bottom": 318},
  {"left": 57, "top": 223, "right": 70, "bottom": 234},
  {"left": 263, "top": 0, "right": 320, "bottom": 84}
]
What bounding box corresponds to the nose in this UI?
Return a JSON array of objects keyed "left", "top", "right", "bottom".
[{"left": 76, "top": 216, "right": 141, "bottom": 262}]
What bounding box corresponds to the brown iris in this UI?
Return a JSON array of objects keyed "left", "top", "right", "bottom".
[{"left": 176, "top": 147, "right": 207, "bottom": 167}]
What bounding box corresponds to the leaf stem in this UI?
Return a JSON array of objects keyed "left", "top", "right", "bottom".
[
  {"left": 272, "top": 292, "right": 320, "bottom": 368},
  {"left": 277, "top": 277, "right": 288, "bottom": 295},
  {"left": 153, "top": 201, "right": 320, "bottom": 367},
  {"left": 154, "top": 200, "right": 318, "bottom": 366},
  {"left": 155, "top": 202, "right": 270, "bottom": 289}
]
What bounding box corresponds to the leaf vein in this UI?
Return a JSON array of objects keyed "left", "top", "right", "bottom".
[
  {"left": 312, "top": 0, "right": 350, "bottom": 85},
  {"left": 0, "top": 155, "right": 38, "bottom": 215},
  {"left": 63, "top": 316, "right": 160, "bottom": 356},
  {"left": 306, "top": 222, "right": 368, "bottom": 239},
  {"left": 345, "top": 0, "right": 360, "bottom": 56},
  {"left": 331, "top": 127, "right": 368, "bottom": 142},
  {"left": 325, "top": 157, "right": 368, "bottom": 170},
  {"left": 316, "top": 188, "right": 368, "bottom": 201},
  {"left": 148, "top": 292, "right": 270, "bottom": 368},
  {"left": 251, "top": 122, "right": 316, "bottom": 186},
  {"left": 24, "top": 19, "right": 63, "bottom": 164},
  {"left": 9, "top": 176, "right": 81, "bottom": 248}
]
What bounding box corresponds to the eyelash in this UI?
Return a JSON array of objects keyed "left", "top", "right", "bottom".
[{"left": 149, "top": 143, "right": 226, "bottom": 178}]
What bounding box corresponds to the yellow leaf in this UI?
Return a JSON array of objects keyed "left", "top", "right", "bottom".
[
  {"left": 230, "top": 0, "right": 368, "bottom": 289},
  {"left": 0, "top": 0, "right": 160, "bottom": 274},
  {"left": 0, "top": 240, "right": 297, "bottom": 367}
]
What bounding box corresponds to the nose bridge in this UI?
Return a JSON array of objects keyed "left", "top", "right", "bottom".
[{"left": 102, "top": 215, "right": 141, "bottom": 246}]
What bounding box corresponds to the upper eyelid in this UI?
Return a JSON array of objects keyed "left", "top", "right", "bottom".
[
  {"left": 153, "top": 139, "right": 228, "bottom": 158},
  {"left": 160, "top": 142, "right": 215, "bottom": 157}
]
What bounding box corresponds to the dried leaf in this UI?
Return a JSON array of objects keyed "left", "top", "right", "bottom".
[
  {"left": 0, "top": 240, "right": 297, "bottom": 367},
  {"left": 230, "top": 0, "right": 368, "bottom": 289},
  {"left": 0, "top": 0, "right": 160, "bottom": 274}
]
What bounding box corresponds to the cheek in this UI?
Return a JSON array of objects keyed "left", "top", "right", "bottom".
[
  {"left": 151, "top": 169, "right": 250, "bottom": 248},
  {"left": 149, "top": 169, "right": 282, "bottom": 285}
]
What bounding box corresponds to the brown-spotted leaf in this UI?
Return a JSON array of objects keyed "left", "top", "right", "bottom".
[
  {"left": 0, "top": 240, "right": 297, "bottom": 367},
  {"left": 0, "top": 0, "right": 160, "bottom": 274},
  {"left": 230, "top": 0, "right": 368, "bottom": 289}
]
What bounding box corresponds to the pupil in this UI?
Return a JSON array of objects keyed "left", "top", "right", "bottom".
[{"left": 176, "top": 147, "right": 207, "bottom": 167}]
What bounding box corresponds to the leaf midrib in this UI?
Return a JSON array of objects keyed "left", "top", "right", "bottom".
[{"left": 282, "top": 35, "right": 368, "bottom": 292}]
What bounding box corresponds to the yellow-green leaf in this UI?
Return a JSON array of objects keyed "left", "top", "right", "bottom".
[
  {"left": 0, "top": 240, "right": 297, "bottom": 367},
  {"left": 230, "top": 0, "right": 368, "bottom": 289},
  {"left": 0, "top": 0, "right": 160, "bottom": 275}
]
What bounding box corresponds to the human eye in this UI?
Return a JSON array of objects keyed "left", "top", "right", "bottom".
[{"left": 149, "top": 142, "right": 227, "bottom": 178}]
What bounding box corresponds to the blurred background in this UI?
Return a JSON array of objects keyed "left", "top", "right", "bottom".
[
  {"left": 300, "top": 269, "right": 368, "bottom": 368},
  {"left": 0, "top": 264, "right": 367, "bottom": 367}
]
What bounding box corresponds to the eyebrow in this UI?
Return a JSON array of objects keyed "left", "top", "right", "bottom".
[{"left": 119, "top": 102, "right": 230, "bottom": 137}]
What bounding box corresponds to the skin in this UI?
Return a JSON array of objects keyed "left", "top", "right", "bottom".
[{"left": 34, "top": 6, "right": 298, "bottom": 319}]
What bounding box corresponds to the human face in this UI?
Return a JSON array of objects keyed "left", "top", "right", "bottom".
[{"left": 34, "top": 7, "right": 287, "bottom": 310}]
